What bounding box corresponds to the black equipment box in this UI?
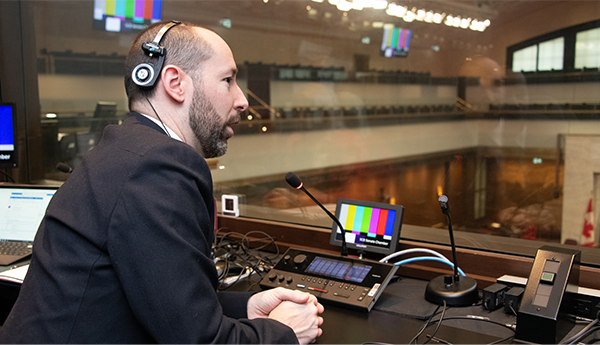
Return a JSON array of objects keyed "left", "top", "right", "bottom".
[{"left": 259, "top": 248, "right": 398, "bottom": 312}]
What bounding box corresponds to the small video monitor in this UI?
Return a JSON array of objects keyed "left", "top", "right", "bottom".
[{"left": 330, "top": 198, "right": 404, "bottom": 256}]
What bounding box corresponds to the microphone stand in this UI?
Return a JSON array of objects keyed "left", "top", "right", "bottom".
[
  {"left": 298, "top": 185, "right": 348, "bottom": 257},
  {"left": 424, "top": 195, "right": 478, "bottom": 306}
]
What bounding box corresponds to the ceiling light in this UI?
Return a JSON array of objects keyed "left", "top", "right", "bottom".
[
  {"left": 373, "top": 0, "right": 387, "bottom": 10},
  {"left": 424, "top": 11, "right": 433, "bottom": 23},
  {"left": 460, "top": 17, "right": 471, "bottom": 29},
  {"left": 403, "top": 10, "right": 416, "bottom": 22},
  {"left": 312, "top": 0, "right": 324, "bottom": 2},
  {"left": 372, "top": 21, "right": 384, "bottom": 28},
  {"left": 45, "top": 113, "right": 57, "bottom": 118},
  {"left": 219, "top": 18, "right": 232, "bottom": 28},
  {"left": 337, "top": 0, "right": 352, "bottom": 11},
  {"left": 445, "top": 15, "right": 453, "bottom": 26},
  {"left": 433, "top": 12, "right": 444, "bottom": 24},
  {"left": 383, "top": 23, "right": 394, "bottom": 29},
  {"left": 262, "top": 126, "right": 268, "bottom": 132},
  {"left": 484, "top": 19, "right": 491, "bottom": 26},
  {"left": 416, "top": 9, "right": 426, "bottom": 21},
  {"left": 452, "top": 16, "right": 461, "bottom": 27},
  {"left": 328, "top": 0, "right": 340, "bottom": 4}
]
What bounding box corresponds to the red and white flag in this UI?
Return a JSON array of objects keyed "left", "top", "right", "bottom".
[{"left": 581, "top": 197, "right": 595, "bottom": 247}]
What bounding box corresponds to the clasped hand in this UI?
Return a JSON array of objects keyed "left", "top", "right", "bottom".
[{"left": 247, "top": 287, "right": 324, "bottom": 344}]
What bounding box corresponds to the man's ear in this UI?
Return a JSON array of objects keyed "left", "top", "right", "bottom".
[{"left": 160, "top": 65, "right": 188, "bottom": 103}]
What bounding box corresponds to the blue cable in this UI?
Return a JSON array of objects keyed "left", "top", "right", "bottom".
[{"left": 394, "top": 256, "right": 466, "bottom": 276}]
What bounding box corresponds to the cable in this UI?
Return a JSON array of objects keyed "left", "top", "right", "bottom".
[
  {"left": 409, "top": 301, "right": 446, "bottom": 344},
  {"left": 380, "top": 248, "right": 454, "bottom": 263},
  {"left": 422, "top": 300, "right": 447, "bottom": 344},
  {"left": 562, "top": 318, "right": 600, "bottom": 344},
  {"left": 144, "top": 95, "right": 171, "bottom": 138},
  {"left": 393, "top": 257, "right": 466, "bottom": 276}
]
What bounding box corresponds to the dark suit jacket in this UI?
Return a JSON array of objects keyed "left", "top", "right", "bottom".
[{"left": 0, "top": 113, "right": 297, "bottom": 344}]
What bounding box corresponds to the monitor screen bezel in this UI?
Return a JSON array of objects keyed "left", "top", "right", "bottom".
[
  {"left": 329, "top": 198, "right": 404, "bottom": 256},
  {"left": 0, "top": 102, "right": 18, "bottom": 168}
]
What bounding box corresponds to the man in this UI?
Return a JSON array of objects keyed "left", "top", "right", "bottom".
[{"left": 0, "top": 21, "right": 324, "bottom": 343}]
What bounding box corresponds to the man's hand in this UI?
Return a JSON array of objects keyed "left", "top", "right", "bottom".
[
  {"left": 247, "top": 288, "right": 324, "bottom": 344},
  {"left": 268, "top": 300, "right": 324, "bottom": 344},
  {"left": 247, "top": 287, "right": 319, "bottom": 319}
]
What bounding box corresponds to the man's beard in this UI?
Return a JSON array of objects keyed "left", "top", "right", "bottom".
[{"left": 188, "top": 86, "right": 238, "bottom": 158}]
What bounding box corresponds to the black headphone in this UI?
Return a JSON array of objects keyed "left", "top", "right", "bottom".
[{"left": 132, "top": 20, "right": 182, "bottom": 88}]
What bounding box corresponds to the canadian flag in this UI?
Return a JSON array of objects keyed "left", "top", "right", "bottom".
[{"left": 581, "top": 197, "right": 595, "bottom": 247}]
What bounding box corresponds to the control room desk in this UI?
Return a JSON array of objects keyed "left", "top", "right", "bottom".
[{"left": 0, "top": 262, "right": 593, "bottom": 344}]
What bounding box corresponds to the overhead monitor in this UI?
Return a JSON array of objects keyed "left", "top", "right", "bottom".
[
  {"left": 381, "top": 27, "right": 411, "bottom": 58},
  {"left": 330, "top": 198, "right": 404, "bottom": 256},
  {"left": 93, "top": 0, "right": 163, "bottom": 33},
  {"left": 0, "top": 103, "right": 17, "bottom": 168}
]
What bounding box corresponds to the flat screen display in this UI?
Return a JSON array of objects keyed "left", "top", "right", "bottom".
[
  {"left": 305, "top": 256, "right": 373, "bottom": 283},
  {"left": 381, "top": 27, "right": 411, "bottom": 58},
  {"left": 330, "top": 198, "right": 404, "bottom": 255},
  {"left": 0, "top": 103, "right": 17, "bottom": 168},
  {"left": 93, "top": 0, "right": 163, "bottom": 33}
]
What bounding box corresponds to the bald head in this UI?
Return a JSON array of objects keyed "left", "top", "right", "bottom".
[{"left": 124, "top": 21, "right": 215, "bottom": 109}]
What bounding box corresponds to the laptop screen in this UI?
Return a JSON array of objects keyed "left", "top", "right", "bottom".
[{"left": 0, "top": 185, "right": 58, "bottom": 242}]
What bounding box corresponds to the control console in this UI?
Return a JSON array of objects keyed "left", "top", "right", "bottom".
[{"left": 259, "top": 248, "right": 398, "bottom": 312}]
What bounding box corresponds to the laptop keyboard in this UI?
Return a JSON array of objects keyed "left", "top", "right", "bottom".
[{"left": 0, "top": 242, "right": 33, "bottom": 256}]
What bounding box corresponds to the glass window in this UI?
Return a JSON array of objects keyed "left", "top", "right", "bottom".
[
  {"left": 538, "top": 37, "right": 564, "bottom": 71},
  {"left": 575, "top": 27, "right": 600, "bottom": 69},
  {"left": 512, "top": 45, "right": 538, "bottom": 73},
  {"left": 14, "top": 1, "right": 600, "bottom": 262}
]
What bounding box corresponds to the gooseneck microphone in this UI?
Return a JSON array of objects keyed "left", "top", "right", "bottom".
[
  {"left": 56, "top": 162, "right": 73, "bottom": 174},
  {"left": 285, "top": 172, "right": 348, "bottom": 257},
  {"left": 424, "top": 195, "right": 478, "bottom": 306}
]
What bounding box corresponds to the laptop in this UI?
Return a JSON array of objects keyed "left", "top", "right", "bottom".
[{"left": 0, "top": 184, "right": 58, "bottom": 266}]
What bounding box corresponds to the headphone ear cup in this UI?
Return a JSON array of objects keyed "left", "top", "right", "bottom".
[{"left": 132, "top": 62, "right": 158, "bottom": 87}]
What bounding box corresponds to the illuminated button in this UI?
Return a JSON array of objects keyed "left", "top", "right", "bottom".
[
  {"left": 339, "top": 283, "right": 344, "bottom": 289},
  {"left": 301, "top": 276, "right": 307, "bottom": 281},
  {"left": 350, "top": 285, "right": 356, "bottom": 291},
  {"left": 333, "top": 292, "right": 350, "bottom": 299},
  {"left": 329, "top": 281, "right": 335, "bottom": 287},
  {"left": 297, "top": 284, "right": 306, "bottom": 289},
  {"left": 358, "top": 296, "right": 364, "bottom": 301},
  {"left": 307, "top": 287, "right": 328, "bottom": 293},
  {"left": 318, "top": 279, "right": 323, "bottom": 284},
  {"left": 540, "top": 272, "right": 555, "bottom": 285},
  {"left": 368, "top": 283, "right": 381, "bottom": 297},
  {"left": 344, "top": 285, "right": 349, "bottom": 290}
]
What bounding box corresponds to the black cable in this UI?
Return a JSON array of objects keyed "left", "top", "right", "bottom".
[
  {"left": 422, "top": 300, "right": 447, "bottom": 344},
  {"left": 562, "top": 321, "right": 600, "bottom": 345},
  {"left": 409, "top": 303, "right": 445, "bottom": 344},
  {"left": 144, "top": 95, "right": 171, "bottom": 138}
]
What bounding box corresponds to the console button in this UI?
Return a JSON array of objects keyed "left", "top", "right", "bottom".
[{"left": 293, "top": 254, "right": 307, "bottom": 266}]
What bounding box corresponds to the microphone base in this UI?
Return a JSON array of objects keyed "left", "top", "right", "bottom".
[{"left": 425, "top": 275, "right": 478, "bottom": 307}]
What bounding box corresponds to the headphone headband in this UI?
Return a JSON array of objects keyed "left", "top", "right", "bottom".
[{"left": 132, "top": 20, "right": 182, "bottom": 88}]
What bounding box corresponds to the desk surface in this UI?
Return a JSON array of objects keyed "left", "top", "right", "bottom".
[{"left": 0, "top": 262, "right": 594, "bottom": 344}]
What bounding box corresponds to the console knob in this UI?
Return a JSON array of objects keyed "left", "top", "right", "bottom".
[
  {"left": 293, "top": 254, "right": 307, "bottom": 266},
  {"left": 286, "top": 276, "right": 293, "bottom": 284},
  {"left": 283, "top": 254, "right": 291, "bottom": 262},
  {"left": 268, "top": 273, "right": 277, "bottom": 282},
  {"left": 278, "top": 274, "right": 285, "bottom": 282}
]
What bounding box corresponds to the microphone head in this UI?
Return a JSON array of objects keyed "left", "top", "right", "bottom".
[
  {"left": 438, "top": 195, "right": 449, "bottom": 212},
  {"left": 285, "top": 172, "right": 303, "bottom": 189},
  {"left": 56, "top": 162, "right": 73, "bottom": 173}
]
